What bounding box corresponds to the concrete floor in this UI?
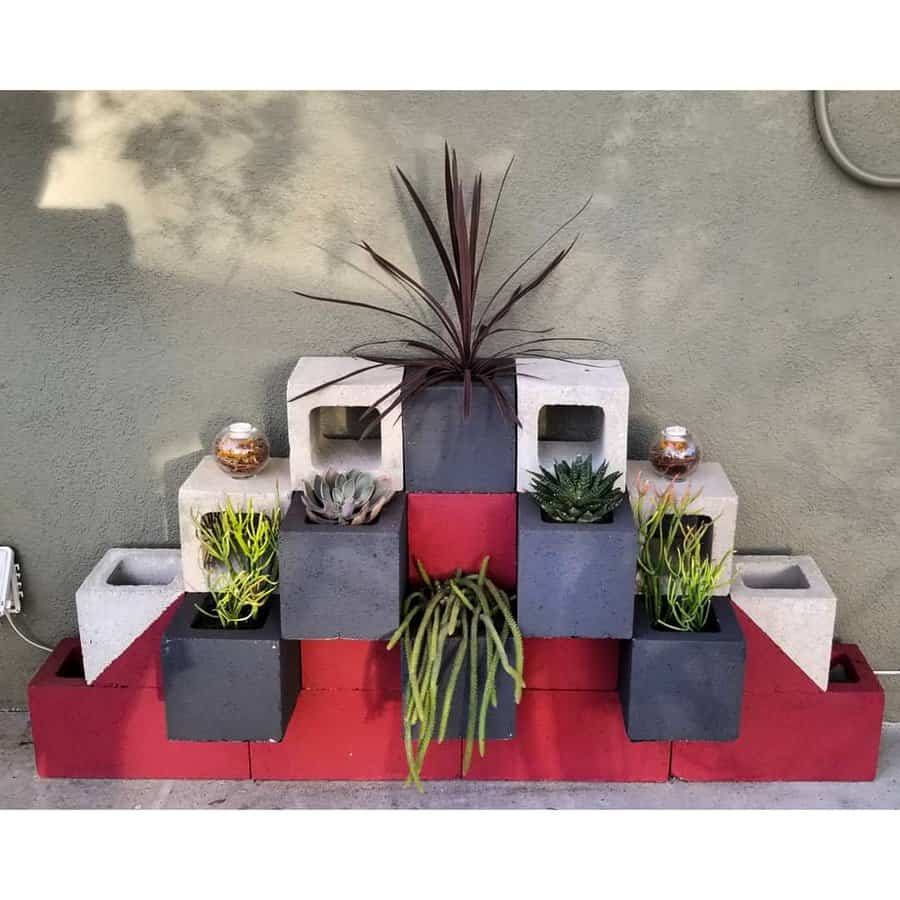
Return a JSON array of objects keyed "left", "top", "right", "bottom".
[{"left": 3, "top": 711, "right": 898, "bottom": 809}]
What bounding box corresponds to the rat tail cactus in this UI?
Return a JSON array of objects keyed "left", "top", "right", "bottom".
[{"left": 301, "top": 468, "right": 395, "bottom": 525}]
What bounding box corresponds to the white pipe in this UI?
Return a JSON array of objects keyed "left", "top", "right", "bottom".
[{"left": 813, "top": 90, "right": 900, "bottom": 187}]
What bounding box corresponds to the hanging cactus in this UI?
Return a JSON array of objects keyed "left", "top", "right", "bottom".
[{"left": 388, "top": 557, "right": 525, "bottom": 791}]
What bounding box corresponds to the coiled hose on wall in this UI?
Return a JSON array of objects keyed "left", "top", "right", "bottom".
[{"left": 813, "top": 90, "right": 900, "bottom": 188}]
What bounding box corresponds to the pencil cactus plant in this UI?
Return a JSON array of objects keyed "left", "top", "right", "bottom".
[{"left": 388, "top": 557, "right": 524, "bottom": 791}]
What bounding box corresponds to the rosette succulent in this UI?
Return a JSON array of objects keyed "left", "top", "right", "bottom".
[
  {"left": 300, "top": 468, "right": 395, "bottom": 525},
  {"left": 529, "top": 454, "right": 625, "bottom": 523}
]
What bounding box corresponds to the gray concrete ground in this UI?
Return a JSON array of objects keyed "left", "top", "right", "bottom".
[{"left": 2, "top": 711, "right": 897, "bottom": 809}]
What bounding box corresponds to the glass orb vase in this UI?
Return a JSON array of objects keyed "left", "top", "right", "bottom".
[
  {"left": 649, "top": 425, "right": 700, "bottom": 481},
  {"left": 214, "top": 422, "right": 270, "bottom": 479}
]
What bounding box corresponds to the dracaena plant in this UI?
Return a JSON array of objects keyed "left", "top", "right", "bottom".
[{"left": 290, "top": 143, "right": 599, "bottom": 432}]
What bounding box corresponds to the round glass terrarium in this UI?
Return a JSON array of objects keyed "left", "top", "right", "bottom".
[
  {"left": 214, "top": 422, "right": 270, "bottom": 479},
  {"left": 649, "top": 425, "right": 700, "bottom": 481}
]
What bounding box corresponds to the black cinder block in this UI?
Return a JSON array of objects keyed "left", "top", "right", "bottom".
[
  {"left": 401, "top": 630, "right": 516, "bottom": 741},
  {"left": 619, "top": 597, "right": 745, "bottom": 742},
  {"left": 402, "top": 375, "right": 517, "bottom": 492},
  {"left": 278, "top": 492, "right": 407, "bottom": 639},
  {"left": 161, "top": 594, "right": 300, "bottom": 742},
  {"left": 517, "top": 493, "right": 636, "bottom": 638}
]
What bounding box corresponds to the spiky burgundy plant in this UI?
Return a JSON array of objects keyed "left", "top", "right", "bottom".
[{"left": 290, "top": 143, "right": 597, "bottom": 430}]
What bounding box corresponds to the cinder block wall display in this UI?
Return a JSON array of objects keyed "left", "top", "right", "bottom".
[{"left": 2, "top": 91, "right": 899, "bottom": 718}]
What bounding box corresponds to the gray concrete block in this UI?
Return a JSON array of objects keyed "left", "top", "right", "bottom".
[
  {"left": 402, "top": 376, "right": 517, "bottom": 492},
  {"left": 161, "top": 594, "right": 300, "bottom": 742},
  {"left": 401, "top": 630, "right": 516, "bottom": 741},
  {"left": 517, "top": 493, "right": 636, "bottom": 638},
  {"left": 619, "top": 597, "right": 746, "bottom": 742},
  {"left": 731, "top": 554, "right": 837, "bottom": 690},
  {"left": 75, "top": 548, "right": 183, "bottom": 685},
  {"left": 515, "top": 358, "right": 629, "bottom": 492},
  {"left": 279, "top": 492, "right": 407, "bottom": 639},
  {"left": 287, "top": 356, "right": 405, "bottom": 492}
]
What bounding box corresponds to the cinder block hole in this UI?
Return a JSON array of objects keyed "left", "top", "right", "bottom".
[
  {"left": 310, "top": 406, "right": 382, "bottom": 470},
  {"left": 741, "top": 564, "right": 810, "bottom": 590},
  {"left": 537, "top": 404, "right": 606, "bottom": 468},
  {"left": 829, "top": 655, "right": 859, "bottom": 684},
  {"left": 190, "top": 597, "right": 271, "bottom": 630},
  {"left": 56, "top": 648, "right": 86, "bottom": 680},
  {"left": 198, "top": 511, "right": 268, "bottom": 570},
  {"left": 107, "top": 556, "right": 178, "bottom": 586}
]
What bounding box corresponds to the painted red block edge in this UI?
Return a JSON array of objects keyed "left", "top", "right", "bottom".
[
  {"left": 464, "top": 690, "right": 671, "bottom": 782},
  {"left": 250, "top": 689, "right": 462, "bottom": 781},
  {"left": 671, "top": 643, "right": 884, "bottom": 782},
  {"left": 735, "top": 605, "right": 821, "bottom": 694},
  {"left": 299, "top": 639, "right": 400, "bottom": 693},
  {"left": 28, "top": 640, "right": 250, "bottom": 779},
  {"left": 524, "top": 638, "right": 619, "bottom": 691},
  {"left": 93, "top": 595, "right": 183, "bottom": 688},
  {"left": 407, "top": 493, "right": 517, "bottom": 589}
]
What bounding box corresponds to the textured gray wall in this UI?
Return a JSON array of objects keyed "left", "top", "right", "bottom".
[{"left": 1, "top": 91, "right": 898, "bottom": 716}]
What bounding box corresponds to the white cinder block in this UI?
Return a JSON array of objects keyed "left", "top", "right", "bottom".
[
  {"left": 178, "top": 455, "right": 292, "bottom": 593},
  {"left": 626, "top": 460, "right": 738, "bottom": 596},
  {"left": 75, "top": 548, "right": 183, "bottom": 685},
  {"left": 286, "top": 356, "right": 404, "bottom": 491},
  {"left": 731, "top": 555, "right": 837, "bottom": 690},
  {"left": 515, "top": 358, "right": 629, "bottom": 492}
]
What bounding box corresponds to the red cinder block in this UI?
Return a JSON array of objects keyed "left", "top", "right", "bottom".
[
  {"left": 407, "top": 493, "right": 517, "bottom": 589},
  {"left": 735, "top": 605, "right": 820, "bottom": 694},
  {"left": 94, "top": 596, "right": 182, "bottom": 688},
  {"left": 250, "top": 689, "right": 462, "bottom": 781},
  {"left": 299, "top": 639, "right": 400, "bottom": 693},
  {"left": 463, "top": 690, "right": 670, "bottom": 781},
  {"left": 672, "top": 644, "right": 884, "bottom": 782},
  {"left": 524, "top": 638, "right": 619, "bottom": 690},
  {"left": 29, "top": 640, "right": 250, "bottom": 779}
]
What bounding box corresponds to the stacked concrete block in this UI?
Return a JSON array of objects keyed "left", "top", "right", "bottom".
[
  {"left": 626, "top": 460, "right": 738, "bottom": 595},
  {"left": 75, "top": 548, "right": 183, "bottom": 685},
  {"left": 515, "top": 359, "right": 629, "bottom": 492},
  {"left": 286, "top": 356, "right": 404, "bottom": 492},
  {"left": 731, "top": 555, "right": 837, "bottom": 691},
  {"left": 178, "top": 455, "right": 292, "bottom": 593}
]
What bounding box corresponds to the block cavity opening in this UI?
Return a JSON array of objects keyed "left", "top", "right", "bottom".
[
  {"left": 537, "top": 404, "right": 606, "bottom": 469},
  {"left": 107, "top": 556, "right": 179, "bottom": 587},
  {"left": 310, "top": 405, "right": 382, "bottom": 471},
  {"left": 741, "top": 563, "right": 810, "bottom": 591}
]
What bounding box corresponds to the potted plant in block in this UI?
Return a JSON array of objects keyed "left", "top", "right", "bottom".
[
  {"left": 517, "top": 454, "right": 636, "bottom": 638},
  {"left": 618, "top": 474, "right": 745, "bottom": 742},
  {"left": 161, "top": 497, "right": 300, "bottom": 742},
  {"left": 278, "top": 469, "right": 406, "bottom": 639},
  {"left": 388, "top": 557, "right": 524, "bottom": 791},
  {"left": 289, "top": 143, "right": 602, "bottom": 492}
]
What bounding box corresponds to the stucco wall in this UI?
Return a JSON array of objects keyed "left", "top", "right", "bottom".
[{"left": 1, "top": 91, "right": 898, "bottom": 716}]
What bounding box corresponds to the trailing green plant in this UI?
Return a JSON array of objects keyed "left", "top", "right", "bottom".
[
  {"left": 290, "top": 143, "right": 604, "bottom": 432},
  {"left": 300, "top": 468, "right": 394, "bottom": 525},
  {"left": 529, "top": 454, "right": 625, "bottom": 523},
  {"left": 388, "top": 557, "right": 524, "bottom": 791},
  {"left": 192, "top": 496, "right": 281, "bottom": 628},
  {"left": 633, "top": 473, "right": 734, "bottom": 632}
]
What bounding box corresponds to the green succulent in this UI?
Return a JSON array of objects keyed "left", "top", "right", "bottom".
[
  {"left": 529, "top": 454, "right": 625, "bottom": 523},
  {"left": 301, "top": 468, "right": 394, "bottom": 525}
]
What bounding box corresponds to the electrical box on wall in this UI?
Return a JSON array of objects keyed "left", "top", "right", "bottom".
[{"left": 0, "top": 546, "right": 23, "bottom": 615}]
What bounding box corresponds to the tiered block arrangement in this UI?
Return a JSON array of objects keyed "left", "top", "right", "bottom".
[{"left": 27, "top": 355, "right": 885, "bottom": 784}]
